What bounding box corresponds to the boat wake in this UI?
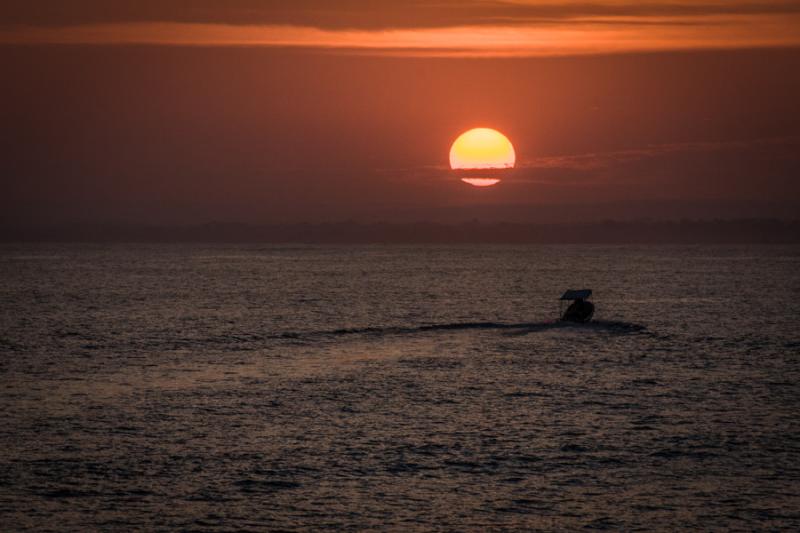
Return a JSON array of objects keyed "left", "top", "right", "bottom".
[{"left": 275, "top": 319, "right": 647, "bottom": 341}]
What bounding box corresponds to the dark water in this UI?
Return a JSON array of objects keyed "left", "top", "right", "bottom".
[{"left": 1, "top": 244, "right": 799, "bottom": 531}]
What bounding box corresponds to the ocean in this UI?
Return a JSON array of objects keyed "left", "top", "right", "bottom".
[{"left": 1, "top": 244, "right": 799, "bottom": 530}]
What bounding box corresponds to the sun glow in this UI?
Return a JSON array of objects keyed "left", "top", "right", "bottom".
[{"left": 450, "top": 128, "right": 515, "bottom": 187}]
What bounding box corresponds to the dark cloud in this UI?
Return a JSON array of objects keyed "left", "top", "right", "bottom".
[
  {"left": 388, "top": 137, "right": 800, "bottom": 195},
  {"left": 2, "top": 1, "right": 800, "bottom": 29},
  {"left": 518, "top": 137, "right": 800, "bottom": 173}
]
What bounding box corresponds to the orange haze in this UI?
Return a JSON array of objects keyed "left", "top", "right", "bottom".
[{"left": 1, "top": 2, "right": 799, "bottom": 225}]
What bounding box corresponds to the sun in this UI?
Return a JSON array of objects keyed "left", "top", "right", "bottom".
[
  {"left": 449, "top": 128, "right": 515, "bottom": 187},
  {"left": 449, "top": 128, "right": 515, "bottom": 170}
]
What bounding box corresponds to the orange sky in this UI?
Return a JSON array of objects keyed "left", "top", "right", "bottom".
[
  {"left": 2, "top": 1, "right": 800, "bottom": 56},
  {"left": 1, "top": 1, "right": 799, "bottom": 224}
]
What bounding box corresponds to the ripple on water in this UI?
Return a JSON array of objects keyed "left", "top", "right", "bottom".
[{"left": 1, "top": 244, "right": 799, "bottom": 530}]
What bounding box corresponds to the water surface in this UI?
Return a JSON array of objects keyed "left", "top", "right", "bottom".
[{"left": 1, "top": 244, "right": 799, "bottom": 530}]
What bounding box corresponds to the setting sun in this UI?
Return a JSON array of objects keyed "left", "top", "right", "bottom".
[
  {"left": 450, "top": 128, "right": 515, "bottom": 187},
  {"left": 450, "top": 128, "right": 515, "bottom": 169}
]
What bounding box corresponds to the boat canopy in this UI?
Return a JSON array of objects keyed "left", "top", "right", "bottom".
[{"left": 560, "top": 289, "right": 592, "bottom": 300}]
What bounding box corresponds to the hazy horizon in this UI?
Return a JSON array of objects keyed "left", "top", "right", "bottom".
[{"left": 4, "top": 218, "right": 798, "bottom": 245}]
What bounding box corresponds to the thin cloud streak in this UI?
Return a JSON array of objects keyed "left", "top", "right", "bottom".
[
  {"left": 2, "top": 15, "right": 799, "bottom": 56},
  {"left": 384, "top": 137, "right": 800, "bottom": 184},
  {"left": 508, "top": 136, "right": 800, "bottom": 185},
  {"left": 521, "top": 137, "right": 800, "bottom": 172}
]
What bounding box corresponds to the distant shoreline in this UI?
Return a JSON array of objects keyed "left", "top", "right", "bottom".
[{"left": 2, "top": 219, "right": 798, "bottom": 244}]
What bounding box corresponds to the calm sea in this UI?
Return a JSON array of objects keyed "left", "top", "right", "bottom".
[{"left": 1, "top": 244, "right": 799, "bottom": 530}]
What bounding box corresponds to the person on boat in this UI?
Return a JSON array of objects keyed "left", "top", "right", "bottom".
[{"left": 562, "top": 297, "right": 595, "bottom": 323}]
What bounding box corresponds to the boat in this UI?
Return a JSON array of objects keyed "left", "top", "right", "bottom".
[{"left": 559, "top": 289, "right": 595, "bottom": 323}]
